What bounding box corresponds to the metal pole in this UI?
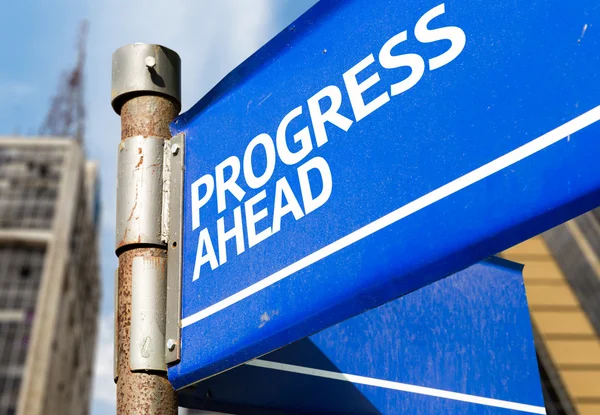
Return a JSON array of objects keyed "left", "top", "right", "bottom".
[{"left": 111, "top": 44, "right": 181, "bottom": 414}]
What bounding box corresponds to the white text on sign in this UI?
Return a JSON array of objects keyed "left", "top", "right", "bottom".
[{"left": 191, "top": 3, "right": 466, "bottom": 281}]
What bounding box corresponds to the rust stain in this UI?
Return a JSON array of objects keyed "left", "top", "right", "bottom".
[
  {"left": 136, "top": 155, "right": 144, "bottom": 168},
  {"left": 127, "top": 200, "right": 138, "bottom": 222},
  {"left": 120, "top": 95, "right": 178, "bottom": 141},
  {"left": 138, "top": 147, "right": 142, "bottom": 154},
  {"left": 118, "top": 182, "right": 139, "bottom": 248}
]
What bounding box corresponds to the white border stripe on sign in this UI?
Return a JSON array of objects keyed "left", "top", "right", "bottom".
[
  {"left": 247, "top": 359, "right": 547, "bottom": 414},
  {"left": 182, "top": 105, "right": 600, "bottom": 328}
]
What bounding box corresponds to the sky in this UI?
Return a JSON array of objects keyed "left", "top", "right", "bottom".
[{"left": 0, "top": 1, "right": 317, "bottom": 413}]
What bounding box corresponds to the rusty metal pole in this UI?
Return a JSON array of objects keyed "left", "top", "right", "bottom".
[{"left": 111, "top": 44, "right": 181, "bottom": 414}]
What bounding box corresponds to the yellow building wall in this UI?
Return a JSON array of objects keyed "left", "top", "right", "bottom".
[{"left": 503, "top": 236, "right": 600, "bottom": 415}]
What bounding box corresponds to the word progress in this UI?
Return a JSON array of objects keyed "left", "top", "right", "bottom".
[{"left": 190, "top": 4, "right": 466, "bottom": 281}]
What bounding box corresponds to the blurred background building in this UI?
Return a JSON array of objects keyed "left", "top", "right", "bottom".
[
  {"left": 502, "top": 217, "right": 600, "bottom": 415},
  {"left": 0, "top": 21, "right": 101, "bottom": 415},
  {"left": 0, "top": 137, "right": 101, "bottom": 415}
]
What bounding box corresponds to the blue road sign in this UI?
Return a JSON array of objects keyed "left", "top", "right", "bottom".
[
  {"left": 168, "top": 0, "right": 600, "bottom": 388},
  {"left": 180, "top": 258, "right": 546, "bottom": 414}
]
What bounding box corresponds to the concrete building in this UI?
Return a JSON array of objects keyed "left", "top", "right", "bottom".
[{"left": 0, "top": 137, "right": 101, "bottom": 415}]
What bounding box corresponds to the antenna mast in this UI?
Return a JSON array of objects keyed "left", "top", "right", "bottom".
[{"left": 39, "top": 21, "right": 88, "bottom": 144}]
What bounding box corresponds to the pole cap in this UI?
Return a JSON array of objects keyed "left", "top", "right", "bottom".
[{"left": 111, "top": 43, "right": 181, "bottom": 114}]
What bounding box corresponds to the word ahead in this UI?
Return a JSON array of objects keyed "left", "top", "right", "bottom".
[{"left": 168, "top": 0, "right": 600, "bottom": 389}]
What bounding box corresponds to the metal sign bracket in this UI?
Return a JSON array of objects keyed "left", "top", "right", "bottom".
[{"left": 164, "top": 133, "right": 185, "bottom": 365}]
